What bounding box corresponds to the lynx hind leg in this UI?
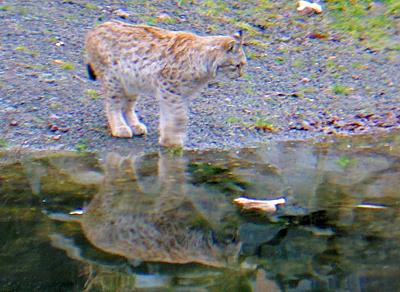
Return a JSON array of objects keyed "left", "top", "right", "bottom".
[
  {"left": 103, "top": 82, "right": 133, "bottom": 138},
  {"left": 124, "top": 95, "right": 147, "bottom": 136},
  {"left": 159, "top": 93, "right": 188, "bottom": 147}
]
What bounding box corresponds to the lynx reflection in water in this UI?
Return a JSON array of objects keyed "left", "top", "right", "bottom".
[{"left": 1, "top": 131, "right": 400, "bottom": 291}]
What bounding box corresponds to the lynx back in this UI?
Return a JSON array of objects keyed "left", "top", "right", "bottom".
[{"left": 84, "top": 21, "right": 246, "bottom": 147}]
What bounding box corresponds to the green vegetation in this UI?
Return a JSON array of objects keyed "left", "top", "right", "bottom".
[
  {"left": 85, "top": 89, "right": 99, "bottom": 100},
  {"left": 75, "top": 139, "right": 89, "bottom": 152},
  {"left": 16, "top": 7, "right": 29, "bottom": 15},
  {"left": 226, "top": 116, "right": 240, "bottom": 124},
  {"left": 335, "top": 155, "right": 356, "bottom": 168},
  {"left": 15, "top": 62, "right": 48, "bottom": 71},
  {"left": 0, "top": 5, "right": 11, "bottom": 11},
  {"left": 275, "top": 56, "right": 285, "bottom": 64},
  {"left": 198, "top": 0, "right": 228, "bottom": 16},
  {"left": 188, "top": 161, "right": 248, "bottom": 194},
  {"left": 292, "top": 59, "right": 304, "bottom": 68},
  {"left": 162, "top": 145, "right": 183, "bottom": 155},
  {"left": 252, "top": 112, "right": 276, "bottom": 132},
  {"left": 0, "top": 138, "right": 7, "bottom": 149},
  {"left": 331, "top": 83, "right": 352, "bottom": 95},
  {"left": 14, "top": 46, "right": 38, "bottom": 57},
  {"left": 246, "top": 39, "right": 268, "bottom": 48},
  {"left": 241, "top": 74, "right": 252, "bottom": 81},
  {"left": 325, "top": 0, "right": 399, "bottom": 50},
  {"left": 60, "top": 62, "right": 75, "bottom": 70},
  {"left": 49, "top": 102, "right": 61, "bottom": 110},
  {"left": 245, "top": 51, "right": 259, "bottom": 60},
  {"left": 143, "top": 16, "right": 157, "bottom": 26},
  {"left": 84, "top": 3, "right": 97, "bottom": 10}
]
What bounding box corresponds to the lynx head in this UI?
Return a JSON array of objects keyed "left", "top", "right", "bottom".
[{"left": 208, "top": 31, "right": 246, "bottom": 78}]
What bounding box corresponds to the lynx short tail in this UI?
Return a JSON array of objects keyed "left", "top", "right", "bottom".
[{"left": 86, "top": 63, "right": 97, "bottom": 81}]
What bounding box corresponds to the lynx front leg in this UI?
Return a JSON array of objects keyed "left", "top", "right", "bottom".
[
  {"left": 159, "top": 93, "right": 188, "bottom": 147},
  {"left": 124, "top": 95, "right": 147, "bottom": 136},
  {"left": 104, "top": 90, "right": 133, "bottom": 138}
]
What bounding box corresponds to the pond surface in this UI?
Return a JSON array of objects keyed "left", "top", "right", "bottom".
[{"left": 1, "top": 132, "right": 400, "bottom": 291}]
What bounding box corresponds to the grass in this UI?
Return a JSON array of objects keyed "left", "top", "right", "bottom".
[
  {"left": 85, "top": 89, "right": 99, "bottom": 100},
  {"left": 75, "top": 139, "right": 89, "bottom": 152},
  {"left": 143, "top": 16, "right": 157, "bottom": 26},
  {"left": 14, "top": 46, "right": 38, "bottom": 57},
  {"left": 292, "top": 59, "right": 304, "bottom": 68},
  {"left": 252, "top": 113, "right": 276, "bottom": 132},
  {"left": 49, "top": 102, "right": 61, "bottom": 110},
  {"left": 336, "top": 155, "right": 356, "bottom": 168},
  {"left": 84, "top": 3, "right": 97, "bottom": 10},
  {"left": 15, "top": 62, "right": 48, "bottom": 71},
  {"left": 325, "top": 0, "right": 398, "bottom": 50},
  {"left": 0, "top": 138, "right": 7, "bottom": 149},
  {"left": 60, "top": 62, "right": 75, "bottom": 70},
  {"left": 246, "top": 39, "right": 269, "bottom": 48},
  {"left": 15, "top": 7, "right": 29, "bottom": 15},
  {"left": 274, "top": 56, "right": 285, "bottom": 64},
  {"left": 246, "top": 51, "right": 261, "bottom": 60},
  {"left": 241, "top": 74, "right": 252, "bottom": 81},
  {"left": 331, "top": 83, "right": 352, "bottom": 95},
  {"left": 0, "top": 5, "right": 12, "bottom": 11},
  {"left": 226, "top": 116, "right": 240, "bottom": 124},
  {"left": 162, "top": 145, "right": 183, "bottom": 155},
  {"left": 198, "top": 0, "right": 228, "bottom": 17}
]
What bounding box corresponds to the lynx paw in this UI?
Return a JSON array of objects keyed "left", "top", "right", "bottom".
[
  {"left": 132, "top": 122, "right": 148, "bottom": 136},
  {"left": 159, "top": 135, "right": 184, "bottom": 148},
  {"left": 110, "top": 126, "right": 133, "bottom": 138}
]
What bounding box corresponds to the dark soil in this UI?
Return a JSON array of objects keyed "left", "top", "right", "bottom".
[{"left": 1, "top": 0, "right": 399, "bottom": 153}]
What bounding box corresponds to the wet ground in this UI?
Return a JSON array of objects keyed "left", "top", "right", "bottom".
[
  {"left": 0, "top": 0, "right": 399, "bottom": 152},
  {"left": 1, "top": 131, "right": 399, "bottom": 291}
]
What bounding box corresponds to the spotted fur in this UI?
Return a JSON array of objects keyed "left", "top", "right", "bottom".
[{"left": 84, "top": 21, "right": 246, "bottom": 147}]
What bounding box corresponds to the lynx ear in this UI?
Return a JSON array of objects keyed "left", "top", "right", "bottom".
[
  {"left": 233, "top": 30, "right": 244, "bottom": 47},
  {"left": 223, "top": 39, "right": 235, "bottom": 52}
]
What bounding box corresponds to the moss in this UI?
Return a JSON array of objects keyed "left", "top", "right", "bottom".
[
  {"left": 16, "top": 7, "right": 29, "bottom": 15},
  {"left": 0, "top": 5, "right": 12, "bottom": 11},
  {"left": 143, "top": 16, "right": 157, "bottom": 26},
  {"left": 226, "top": 116, "right": 240, "bottom": 124},
  {"left": 0, "top": 138, "right": 7, "bottom": 149},
  {"left": 75, "top": 139, "right": 89, "bottom": 152},
  {"left": 246, "top": 39, "right": 268, "bottom": 48},
  {"left": 84, "top": 3, "right": 97, "bottom": 10},
  {"left": 325, "top": 0, "right": 396, "bottom": 50},
  {"left": 85, "top": 89, "right": 99, "bottom": 100},
  {"left": 60, "top": 62, "right": 75, "bottom": 70},
  {"left": 252, "top": 112, "right": 276, "bottom": 132},
  {"left": 275, "top": 56, "right": 285, "bottom": 64},
  {"left": 331, "top": 83, "right": 352, "bottom": 95}
]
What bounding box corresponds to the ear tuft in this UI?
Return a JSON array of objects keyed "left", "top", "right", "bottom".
[{"left": 233, "top": 30, "right": 244, "bottom": 46}]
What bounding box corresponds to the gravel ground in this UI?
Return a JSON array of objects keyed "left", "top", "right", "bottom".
[{"left": 0, "top": 0, "right": 399, "bottom": 153}]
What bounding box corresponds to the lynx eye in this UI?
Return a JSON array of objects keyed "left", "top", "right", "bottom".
[{"left": 227, "top": 41, "right": 235, "bottom": 52}]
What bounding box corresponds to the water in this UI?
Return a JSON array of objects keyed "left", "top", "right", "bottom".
[{"left": 1, "top": 132, "right": 399, "bottom": 291}]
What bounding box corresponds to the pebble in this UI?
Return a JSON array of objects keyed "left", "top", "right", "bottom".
[
  {"left": 50, "top": 125, "right": 59, "bottom": 132},
  {"left": 10, "top": 120, "right": 19, "bottom": 126},
  {"left": 157, "top": 13, "right": 171, "bottom": 22},
  {"left": 114, "top": 9, "right": 129, "bottom": 19}
]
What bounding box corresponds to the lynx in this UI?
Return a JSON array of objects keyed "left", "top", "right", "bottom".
[{"left": 84, "top": 21, "right": 246, "bottom": 147}]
